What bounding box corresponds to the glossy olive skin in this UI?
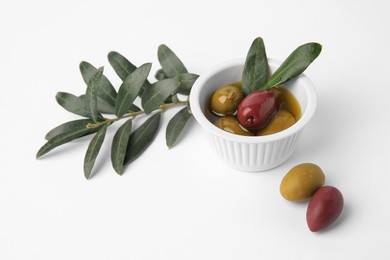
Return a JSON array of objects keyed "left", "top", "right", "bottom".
[
  {"left": 280, "top": 163, "right": 325, "bottom": 202},
  {"left": 256, "top": 110, "right": 296, "bottom": 136},
  {"left": 209, "top": 85, "right": 243, "bottom": 116},
  {"left": 236, "top": 90, "right": 276, "bottom": 131},
  {"left": 215, "top": 116, "right": 254, "bottom": 136},
  {"left": 307, "top": 186, "right": 344, "bottom": 232}
]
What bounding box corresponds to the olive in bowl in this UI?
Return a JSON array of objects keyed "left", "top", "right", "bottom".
[
  {"left": 209, "top": 85, "right": 243, "bottom": 116},
  {"left": 189, "top": 58, "right": 317, "bottom": 171}
]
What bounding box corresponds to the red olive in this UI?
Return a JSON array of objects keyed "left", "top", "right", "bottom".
[
  {"left": 236, "top": 90, "right": 276, "bottom": 131},
  {"left": 306, "top": 186, "right": 344, "bottom": 232}
]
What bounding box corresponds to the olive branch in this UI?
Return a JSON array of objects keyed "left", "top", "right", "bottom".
[{"left": 36, "top": 45, "right": 198, "bottom": 179}]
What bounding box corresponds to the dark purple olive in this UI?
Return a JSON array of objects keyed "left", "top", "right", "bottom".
[
  {"left": 237, "top": 90, "right": 276, "bottom": 131},
  {"left": 306, "top": 186, "right": 344, "bottom": 232}
]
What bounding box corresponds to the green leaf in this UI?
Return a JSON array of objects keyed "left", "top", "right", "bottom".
[
  {"left": 158, "top": 44, "right": 188, "bottom": 78},
  {"left": 242, "top": 37, "right": 268, "bottom": 95},
  {"left": 155, "top": 68, "right": 168, "bottom": 80},
  {"left": 80, "top": 95, "right": 115, "bottom": 114},
  {"left": 262, "top": 42, "right": 322, "bottom": 90},
  {"left": 141, "top": 78, "right": 180, "bottom": 114},
  {"left": 111, "top": 118, "right": 132, "bottom": 175},
  {"left": 37, "top": 123, "right": 100, "bottom": 158},
  {"left": 123, "top": 112, "right": 161, "bottom": 166},
  {"left": 175, "top": 73, "right": 199, "bottom": 95},
  {"left": 85, "top": 67, "right": 104, "bottom": 123},
  {"left": 84, "top": 125, "right": 108, "bottom": 179},
  {"left": 56, "top": 92, "right": 91, "bottom": 118},
  {"left": 107, "top": 51, "right": 151, "bottom": 96},
  {"left": 129, "top": 104, "right": 141, "bottom": 112},
  {"left": 80, "top": 61, "right": 117, "bottom": 107},
  {"left": 108, "top": 51, "right": 137, "bottom": 81},
  {"left": 115, "top": 63, "right": 152, "bottom": 117},
  {"left": 45, "top": 119, "right": 96, "bottom": 140},
  {"left": 166, "top": 106, "right": 193, "bottom": 149}
]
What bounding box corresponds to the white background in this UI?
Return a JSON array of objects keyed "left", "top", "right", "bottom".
[{"left": 1, "top": 0, "right": 390, "bottom": 259}]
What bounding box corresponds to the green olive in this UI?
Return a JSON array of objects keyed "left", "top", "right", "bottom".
[
  {"left": 256, "top": 110, "right": 296, "bottom": 136},
  {"left": 210, "top": 85, "right": 243, "bottom": 116},
  {"left": 280, "top": 163, "right": 325, "bottom": 202},
  {"left": 215, "top": 116, "right": 254, "bottom": 136}
]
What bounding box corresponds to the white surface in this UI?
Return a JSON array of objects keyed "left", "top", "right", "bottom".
[{"left": 1, "top": 0, "right": 389, "bottom": 259}]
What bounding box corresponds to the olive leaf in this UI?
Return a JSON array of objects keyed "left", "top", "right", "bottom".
[
  {"left": 158, "top": 44, "right": 188, "bottom": 77},
  {"left": 175, "top": 73, "right": 199, "bottom": 95},
  {"left": 84, "top": 125, "right": 108, "bottom": 179},
  {"left": 129, "top": 104, "right": 141, "bottom": 112},
  {"left": 141, "top": 78, "right": 180, "bottom": 114},
  {"left": 80, "top": 61, "right": 117, "bottom": 108},
  {"left": 242, "top": 37, "right": 268, "bottom": 95},
  {"left": 115, "top": 63, "right": 152, "bottom": 117},
  {"left": 79, "top": 94, "right": 115, "bottom": 114},
  {"left": 85, "top": 67, "right": 104, "bottom": 123},
  {"left": 38, "top": 43, "right": 206, "bottom": 178},
  {"left": 155, "top": 68, "right": 168, "bottom": 80},
  {"left": 108, "top": 51, "right": 151, "bottom": 96},
  {"left": 108, "top": 51, "right": 137, "bottom": 81},
  {"left": 262, "top": 42, "right": 322, "bottom": 90},
  {"left": 166, "top": 106, "right": 192, "bottom": 149},
  {"left": 123, "top": 112, "right": 161, "bottom": 166},
  {"left": 111, "top": 118, "right": 132, "bottom": 175},
  {"left": 45, "top": 119, "right": 97, "bottom": 140},
  {"left": 56, "top": 92, "right": 92, "bottom": 118},
  {"left": 37, "top": 124, "right": 100, "bottom": 158}
]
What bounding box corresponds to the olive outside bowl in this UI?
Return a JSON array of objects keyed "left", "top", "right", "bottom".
[{"left": 189, "top": 58, "right": 317, "bottom": 172}]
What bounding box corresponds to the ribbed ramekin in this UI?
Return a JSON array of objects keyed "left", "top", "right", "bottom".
[{"left": 189, "top": 58, "right": 317, "bottom": 171}]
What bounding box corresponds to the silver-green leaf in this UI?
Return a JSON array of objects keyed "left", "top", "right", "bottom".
[
  {"left": 242, "top": 37, "right": 268, "bottom": 95},
  {"left": 123, "top": 112, "right": 161, "bottom": 166},
  {"left": 84, "top": 125, "right": 108, "bottom": 179},
  {"left": 111, "top": 118, "right": 132, "bottom": 175},
  {"left": 262, "top": 42, "right": 322, "bottom": 90},
  {"left": 141, "top": 78, "right": 180, "bottom": 114},
  {"left": 80, "top": 61, "right": 117, "bottom": 108},
  {"left": 79, "top": 94, "right": 115, "bottom": 114},
  {"left": 56, "top": 92, "right": 96, "bottom": 119},
  {"left": 45, "top": 119, "right": 96, "bottom": 140},
  {"left": 155, "top": 68, "right": 168, "bottom": 80},
  {"left": 115, "top": 63, "right": 152, "bottom": 117},
  {"left": 166, "top": 106, "right": 192, "bottom": 149},
  {"left": 107, "top": 51, "right": 151, "bottom": 96},
  {"left": 37, "top": 124, "right": 100, "bottom": 158},
  {"left": 129, "top": 104, "right": 141, "bottom": 112},
  {"left": 108, "top": 51, "right": 137, "bottom": 81},
  {"left": 157, "top": 44, "right": 188, "bottom": 78},
  {"left": 85, "top": 67, "right": 104, "bottom": 123},
  {"left": 175, "top": 73, "right": 199, "bottom": 95}
]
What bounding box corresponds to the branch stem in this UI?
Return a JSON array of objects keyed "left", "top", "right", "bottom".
[{"left": 86, "top": 100, "right": 188, "bottom": 129}]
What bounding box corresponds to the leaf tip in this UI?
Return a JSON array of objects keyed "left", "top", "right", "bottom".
[
  {"left": 107, "top": 50, "right": 117, "bottom": 57},
  {"left": 97, "top": 66, "right": 104, "bottom": 73},
  {"left": 79, "top": 61, "right": 90, "bottom": 69},
  {"left": 36, "top": 146, "right": 45, "bottom": 159},
  {"left": 116, "top": 170, "right": 124, "bottom": 176}
]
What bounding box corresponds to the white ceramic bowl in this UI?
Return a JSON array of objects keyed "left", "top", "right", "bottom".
[{"left": 190, "top": 58, "right": 317, "bottom": 171}]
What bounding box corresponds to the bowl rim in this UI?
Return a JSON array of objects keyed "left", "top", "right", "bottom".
[{"left": 189, "top": 57, "right": 317, "bottom": 143}]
